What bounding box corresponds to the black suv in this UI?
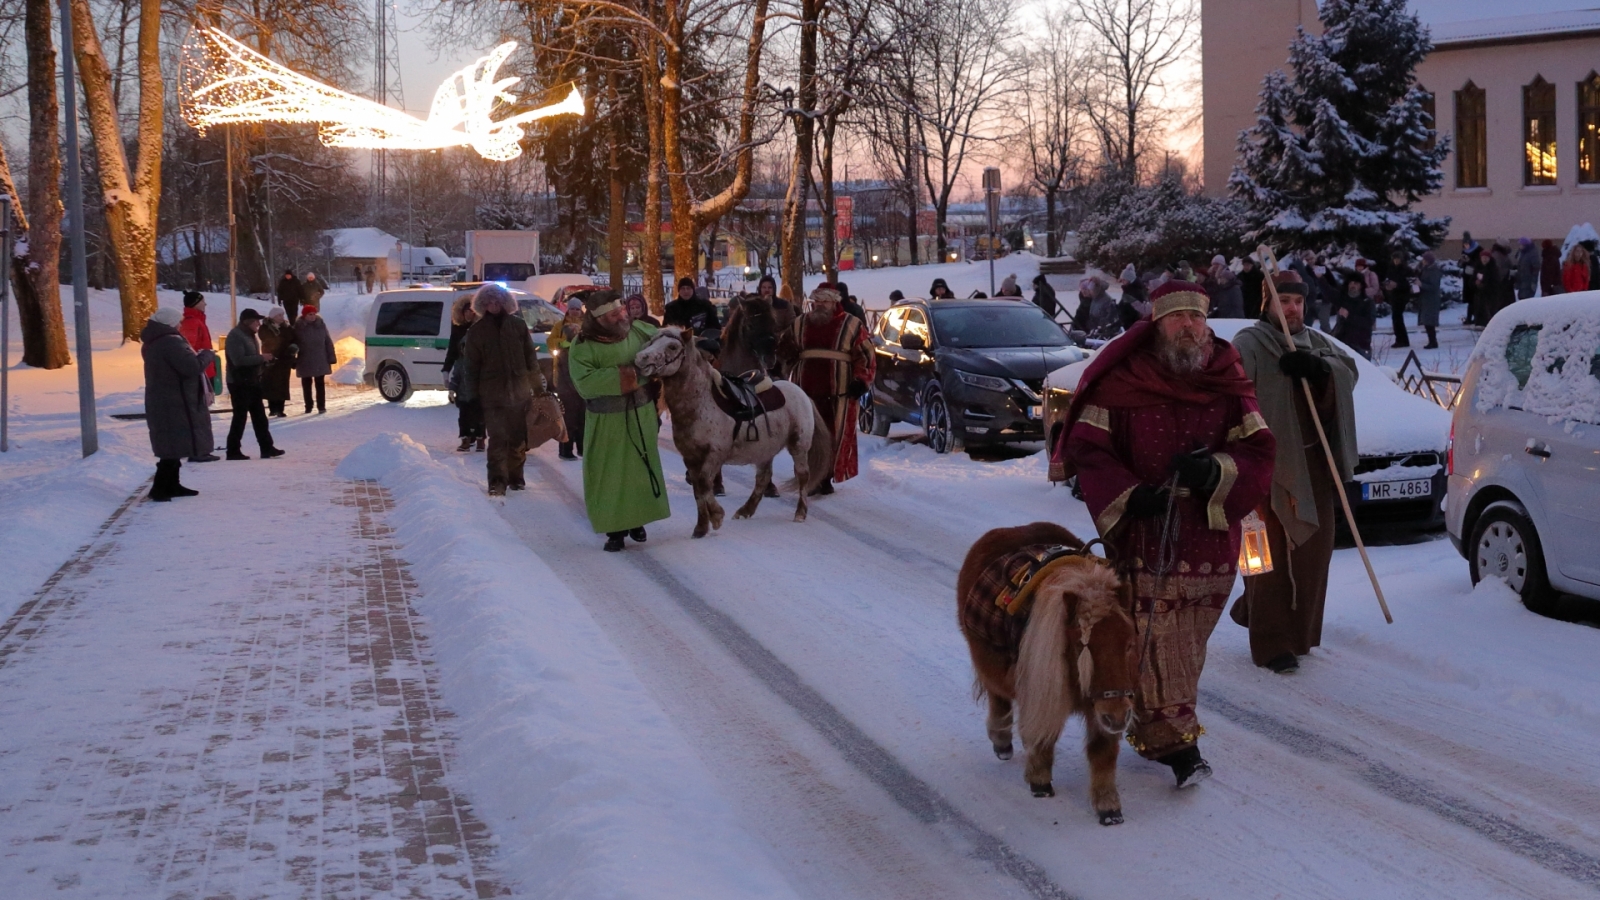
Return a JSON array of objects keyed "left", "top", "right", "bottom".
[{"left": 859, "top": 298, "right": 1088, "bottom": 453}]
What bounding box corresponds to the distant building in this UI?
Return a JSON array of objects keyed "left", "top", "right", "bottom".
[{"left": 1203, "top": 1, "right": 1600, "bottom": 248}]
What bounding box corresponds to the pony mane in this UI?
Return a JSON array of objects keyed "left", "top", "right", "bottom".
[{"left": 1014, "top": 558, "right": 1126, "bottom": 743}]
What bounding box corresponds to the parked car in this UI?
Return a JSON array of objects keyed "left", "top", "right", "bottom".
[
  {"left": 364, "top": 285, "right": 554, "bottom": 402},
  {"left": 1446, "top": 292, "right": 1600, "bottom": 614},
  {"left": 858, "top": 297, "right": 1090, "bottom": 453},
  {"left": 1042, "top": 319, "right": 1453, "bottom": 532}
]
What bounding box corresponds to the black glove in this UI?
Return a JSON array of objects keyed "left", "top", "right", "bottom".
[
  {"left": 1126, "top": 484, "right": 1171, "bottom": 519},
  {"left": 1171, "top": 451, "right": 1220, "bottom": 491},
  {"left": 1279, "top": 349, "right": 1331, "bottom": 383},
  {"left": 847, "top": 378, "right": 868, "bottom": 397}
]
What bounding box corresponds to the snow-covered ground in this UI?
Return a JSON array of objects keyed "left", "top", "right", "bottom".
[{"left": 4, "top": 282, "right": 1598, "bottom": 897}]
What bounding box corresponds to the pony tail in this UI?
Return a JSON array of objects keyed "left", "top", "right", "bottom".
[
  {"left": 806, "top": 405, "right": 835, "bottom": 493},
  {"left": 1016, "top": 586, "right": 1072, "bottom": 751}
]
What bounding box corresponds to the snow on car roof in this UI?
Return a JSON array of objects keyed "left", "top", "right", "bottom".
[
  {"left": 1470, "top": 291, "right": 1600, "bottom": 424},
  {"left": 1045, "top": 320, "right": 1452, "bottom": 455}
]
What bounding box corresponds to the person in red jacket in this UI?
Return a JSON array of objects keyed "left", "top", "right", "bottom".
[
  {"left": 176, "top": 291, "right": 220, "bottom": 463},
  {"left": 1564, "top": 244, "right": 1593, "bottom": 294}
]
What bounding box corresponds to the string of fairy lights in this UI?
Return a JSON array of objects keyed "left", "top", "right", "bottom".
[{"left": 178, "top": 26, "right": 584, "bottom": 162}]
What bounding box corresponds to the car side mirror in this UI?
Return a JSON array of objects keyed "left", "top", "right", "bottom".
[{"left": 901, "top": 333, "right": 926, "bottom": 352}]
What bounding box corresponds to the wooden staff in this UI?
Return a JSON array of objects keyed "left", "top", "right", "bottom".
[{"left": 1256, "top": 245, "right": 1393, "bottom": 624}]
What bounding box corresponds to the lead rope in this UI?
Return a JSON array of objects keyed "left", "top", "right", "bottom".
[
  {"left": 625, "top": 392, "right": 663, "bottom": 499},
  {"left": 1134, "top": 474, "right": 1183, "bottom": 681}
]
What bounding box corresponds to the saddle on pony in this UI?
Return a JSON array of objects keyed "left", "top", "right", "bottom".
[
  {"left": 960, "top": 542, "right": 1096, "bottom": 664},
  {"left": 710, "top": 369, "right": 788, "bottom": 441}
]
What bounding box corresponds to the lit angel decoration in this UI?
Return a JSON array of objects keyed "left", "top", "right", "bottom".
[{"left": 179, "top": 27, "right": 583, "bottom": 161}]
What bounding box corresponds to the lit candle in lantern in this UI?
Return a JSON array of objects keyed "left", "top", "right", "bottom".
[{"left": 1238, "top": 510, "right": 1274, "bottom": 576}]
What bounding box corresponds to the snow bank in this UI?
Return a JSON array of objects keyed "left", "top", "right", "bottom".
[
  {"left": 340, "top": 437, "right": 799, "bottom": 900},
  {"left": 331, "top": 357, "right": 366, "bottom": 386}
]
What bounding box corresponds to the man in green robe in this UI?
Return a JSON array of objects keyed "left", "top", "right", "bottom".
[{"left": 568, "top": 291, "right": 672, "bottom": 552}]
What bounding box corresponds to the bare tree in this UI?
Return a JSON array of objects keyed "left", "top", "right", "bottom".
[
  {"left": 1019, "top": 8, "right": 1091, "bottom": 257},
  {"left": 910, "top": 0, "right": 1021, "bottom": 260},
  {"left": 1077, "top": 0, "right": 1196, "bottom": 181}
]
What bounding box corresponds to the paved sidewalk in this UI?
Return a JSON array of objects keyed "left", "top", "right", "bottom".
[{"left": 0, "top": 446, "right": 504, "bottom": 898}]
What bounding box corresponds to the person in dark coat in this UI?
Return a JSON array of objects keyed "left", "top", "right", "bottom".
[
  {"left": 1238, "top": 256, "right": 1266, "bottom": 320},
  {"left": 1203, "top": 255, "right": 1244, "bottom": 318},
  {"left": 1514, "top": 237, "right": 1541, "bottom": 300},
  {"left": 1540, "top": 239, "right": 1563, "bottom": 296},
  {"left": 275, "top": 270, "right": 304, "bottom": 323},
  {"left": 443, "top": 294, "right": 487, "bottom": 452},
  {"left": 1332, "top": 273, "right": 1374, "bottom": 358},
  {"left": 929, "top": 277, "right": 955, "bottom": 299},
  {"left": 1031, "top": 273, "right": 1062, "bottom": 319},
  {"left": 546, "top": 298, "right": 586, "bottom": 460},
  {"left": 832, "top": 280, "right": 868, "bottom": 323},
  {"left": 1485, "top": 244, "right": 1516, "bottom": 320},
  {"left": 463, "top": 283, "right": 546, "bottom": 495},
  {"left": 141, "top": 307, "right": 215, "bottom": 500},
  {"left": 623, "top": 293, "right": 660, "bottom": 327},
  {"left": 1381, "top": 250, "right": 1413, "bottom": 348},
  {"left": 302, "top": 272, "right": 327, "bottom": 309},
  {"left": 293, "top": 304, "right": 337, "bottom": 414},
  {"left": 353, "top": 264, "right": 365, "bottom": 294},
  {"left": 1415, "top": 251, "right": 1443, "bottom": 349},
  {"left": 1116, "top": 265, "right": 1151, "bottom": 330},
  {"left": 1460, "top": 233, "right": 1483, "bottom": 325},
  {"left": 662, "top": 277, "right": 719, "bottom": 334},
  {"left": 225, "top": 308, "right": 284, "bottom": 460},
  {"left": 258, "top": 307, "right": 297, "bottom": 417}
]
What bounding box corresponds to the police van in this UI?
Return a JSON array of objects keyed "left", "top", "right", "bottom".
[{"left": 363, "top": 284, "right": 562, "bottom": 402}]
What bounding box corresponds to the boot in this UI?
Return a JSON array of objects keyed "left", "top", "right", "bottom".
[
  {"left": 1263, "top": 653, "right": 1299, "bottom": 674},
  {"left": 475, "top": 437, "right": 486, "bottom": 452},
  {"left": 604, "top": 532, "right": 626, "bottom": 552},
  {"left": 558, "top": 441, "right": 577, "bottom": 460},
  {"left": 458, "top": 437, "right": 475, "bottom": 452},
  {"left": 629, "top": 526, "right": 647, "bottom": 543},
  {"left": 148, "top": 461, "right": 178, "bottom": 502},
  {"left": 1424, "top": 326, "right": 1438, "bottom": 349},
  {"left": 1159, "top": 744, "right": 1212, "bottom": 789}
]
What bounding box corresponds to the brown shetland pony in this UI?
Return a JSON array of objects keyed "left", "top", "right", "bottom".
[{"left": 957, "top": 522, "right": 1140, "bottom": 826}]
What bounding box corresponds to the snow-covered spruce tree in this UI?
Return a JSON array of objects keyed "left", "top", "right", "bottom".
[
  {"left": 1229, "top": 0, "right": 1449, "bottom": 258},
  {"left": 1078, "top": 175, "right": 1250, "bottom": 271}
]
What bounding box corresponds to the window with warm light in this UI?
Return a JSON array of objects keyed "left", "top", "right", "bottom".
[
  {"left": 1580, "top": 72, "right": 1600, "bottom": 185},
  {"left": 1418, "top": 88, "right": 1436, "bottom": 151},
  {"left": 1524, "top": 76, "right": 1557, "bottom": 185},
  {"left": 1455, "top": 82, "right": 1487, "bottom": 188}
]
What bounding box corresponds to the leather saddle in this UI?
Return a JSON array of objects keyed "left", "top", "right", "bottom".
[{"left": 711, "top": 369, "right": 787, "bottom": 439}]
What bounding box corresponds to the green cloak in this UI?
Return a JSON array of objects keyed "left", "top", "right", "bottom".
[{"left": 569, "top": 321, "right": 672, "bottom": 534}]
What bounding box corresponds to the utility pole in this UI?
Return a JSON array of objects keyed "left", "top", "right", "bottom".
[
  {"left": 983, "top": 167, "right": 1001, "bottom": 296},
  {"left": 58, "top": 0, "right": 97, "bottom": 457},
  {"left": 1, "top": 196, "right": 11, "bottom": 452},
  {"left": 227, "top": 125, "right": 238, "bottom": 324}
]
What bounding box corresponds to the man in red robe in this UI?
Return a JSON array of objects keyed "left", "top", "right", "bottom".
[
  {"left": 1059, "top": 280, "right": 1275, "bottom": 788},
  {"left": 781, "top": 287, "right": 875, "bottom": 493}
]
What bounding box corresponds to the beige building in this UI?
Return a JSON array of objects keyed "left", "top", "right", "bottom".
[{"left": 1203, "top": 1, "right": 1600, "bottom": 248}]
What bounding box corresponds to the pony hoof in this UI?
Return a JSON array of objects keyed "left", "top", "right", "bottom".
[
  {"left": 994, "top": 744, "right": 1013, "bottom": 761},
  {"left": 1098, "top": 809, "right": 1124, "bottom": 826},
  {"left": 734, "top": 510, "right": 753, "bottom": 520},
  {"left": 691, "top": 528, "right": 708, "bottom": 539},
  {"left": 793, "top": 511, "right": 807, "bottom": 523},
  {"left": 1030, "top": 782, "right": 1054, "bottom": 798}
]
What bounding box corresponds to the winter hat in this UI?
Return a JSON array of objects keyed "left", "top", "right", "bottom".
[
  {"left": 472, "top": 282, "right": 516, "bottom": 316},
  {"left": 300, "top": 304, "right": 318, "bottom": 315},
  {"left": 1422, "top": 251, "right": 1437, "bottom": 265},
  {"left": 238, "top": 308, "right": 264, "bottom": 323},
  {"left": 565, "top": 298, "right": 584, "bottom": 313},
  {"left": 268, "top": 306, "right": 288, "bottom": 321},
  {"left": 888, "top": 289, "right": 905, "bottom": 302},
  {"left": 1149, "top": 280, "right": 1209, "bottom": 321},
  {"left": 182, "top": 290, "right": 205, "bottom": 308},
  {"left": 1519, "top": 237, "right": 1534, "bottom": 250},
  {"left": 1271, "top": 270, "right": 1307, "bottom": 296},
  {"left": 1211, "top": 254, "right": 1227, "bottom": 267},
  {"left": 150, "top": 307, "right": 183, "bottom": 327},
  {"left": 677, "top": 277, "right": 696, "bottom": 291},
  {"left": 582, "top": 290, "right": 623, "bottom": 318},
  {"left": 1119, "top": 264, "right": 1137, "bottom": 282}
]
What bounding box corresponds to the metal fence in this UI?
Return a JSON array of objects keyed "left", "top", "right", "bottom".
[{"left": 1394, "top": 350, "right": 1463, "bottom": 410}]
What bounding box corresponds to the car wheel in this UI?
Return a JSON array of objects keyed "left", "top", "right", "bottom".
[
  {"left": 377, "top": 364, "right": 413, "bottom": 403},
  {"left": 1469, "top": 501, "right": 1556, "bottom": 616},
  {"left": 859, "top": 390, "right": 891, "bottom": 437},
  {"left": 922, "top": 386, "right": 963, "bottom": 454}
]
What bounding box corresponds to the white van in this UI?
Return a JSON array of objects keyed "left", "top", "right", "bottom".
[
  {"left": 1446, "top": 291, "right": 1600, "bottom": 615},
  {"left": 363, "top": 285, "right": 560, "bottom": 402}
]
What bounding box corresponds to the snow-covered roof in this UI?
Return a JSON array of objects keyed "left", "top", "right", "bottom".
[
  {"left": 323, "top": 227, "right": 402, "bottom": 259},
  {"left": 156, "top": 228, "right": 228, "bottom": 265},
  {"left": 1414, "top": 3, "right": 1600, "bottom": 46}
]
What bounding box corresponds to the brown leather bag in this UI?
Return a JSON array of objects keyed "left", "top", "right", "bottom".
[{"left": 526, "top": 394, "right": 564, "bottom": 449}]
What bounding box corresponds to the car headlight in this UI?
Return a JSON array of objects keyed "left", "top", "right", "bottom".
[{"left": 954, "top": 369, "right": 1010, "bottom": 392}]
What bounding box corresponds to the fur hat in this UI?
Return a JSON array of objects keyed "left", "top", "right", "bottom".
[
  {"left": 472, "top": 282, "right": 517, "bottom": 316},
  {"left": 809, "top": 287, "right": 842, "bottom": 305},
  {"left": 150, "top": 307, "right": 183, "bottom": 327},
  {"left": 1148, "top": 280, "right": 1209, "bottom": 320},
  {"left": 182, "top": 291, "right": 205, "bottom": 308}
]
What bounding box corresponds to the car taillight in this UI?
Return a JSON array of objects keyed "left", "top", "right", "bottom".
[{"left": 1446, "top": 423, "right": 1454, "bottom": 476}]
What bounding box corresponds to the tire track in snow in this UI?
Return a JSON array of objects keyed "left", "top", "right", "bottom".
[
  {"left": 710, "top": 467, "right": 1600, "bottom": 892},
  {"left": 525, "top": 457, "right": 1075, "bottom": 900}
]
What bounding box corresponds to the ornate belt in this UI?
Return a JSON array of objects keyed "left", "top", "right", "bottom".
[{"left": 586, "top": 387, "right": 652, "bottom": 414}]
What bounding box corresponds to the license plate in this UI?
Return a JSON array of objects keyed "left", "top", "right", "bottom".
[
  {"left": 1361, "top": 478, "right": 1431, "bottom": 500},
  {"left": 1028, "top": 405, "right": 1043, "bottom": 420}
]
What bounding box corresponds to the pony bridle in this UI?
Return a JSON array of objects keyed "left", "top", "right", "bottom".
[{"left": 1063, "top": 540, "right": 1137, "bottom": 704}]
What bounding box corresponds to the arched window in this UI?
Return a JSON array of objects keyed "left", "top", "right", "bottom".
[
  {"left": 1580, "top": 72, "right": 1600, "bottom": 184},
  {"left": 1418, "top": 87, "right": 1437, "bottom": 151},
  {"left": 1524, "top": 76, "right": 1558, "bottom": 185},
  {"left": 1455, "top": 81, "right": 1487, "bottom": 188}
]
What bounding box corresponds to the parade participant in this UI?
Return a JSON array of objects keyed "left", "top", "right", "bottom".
[
  {"left": 779, "top": 287, "right": 874, "bottom": 495},
  {"left": 569, "top": 290, "right": 671, "bottom": 551},
  {"left": 224, "top": 309, "right": 285, "bottom": 460},
  {"left": 547, "top": 299, "right": 587, "bottom": 460},
  {"left": 663, "top": 277, "right": 719, "bottom": 334},
  {"left": 1059, "top": 280, "right": 1274, "bottom": 786},
  {"left": 463, "top": 283, "right": 544, "bottom": 496},
  {"left": 141, "top": 307, "right": 214, "bottom": 500},
  {"left": 1229, "top": 271, "right": 1357, "bottom": 673}
]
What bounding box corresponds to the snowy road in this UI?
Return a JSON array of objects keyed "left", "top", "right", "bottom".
[{"left": 381, "top": 399, "right": 1600, "bottom": 900}]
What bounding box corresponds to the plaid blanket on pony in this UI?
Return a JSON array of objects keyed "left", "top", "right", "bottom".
[{"left": 959, "top": 544, "right": 1082, "bottom": 664}]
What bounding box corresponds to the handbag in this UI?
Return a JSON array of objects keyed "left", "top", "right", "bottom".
[{"left": 525, "top": 393, "right": 565, "bottom": 449}]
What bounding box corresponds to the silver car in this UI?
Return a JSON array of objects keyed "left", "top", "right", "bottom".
[{"left": 1446, "top": 291, "right": 1600, "bottom": 615}]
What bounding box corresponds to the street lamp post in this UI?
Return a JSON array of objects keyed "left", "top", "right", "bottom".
[
  {"left": 983, "top": 167, "right": 1001, "bottom": 296},
  {"left": 58, "top": 0, "right": 98, "bottom": 457}
]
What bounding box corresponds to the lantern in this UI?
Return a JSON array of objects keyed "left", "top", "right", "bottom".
[{"left": 1238, "top": 511, "right": 1274, "bottom": 576}]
